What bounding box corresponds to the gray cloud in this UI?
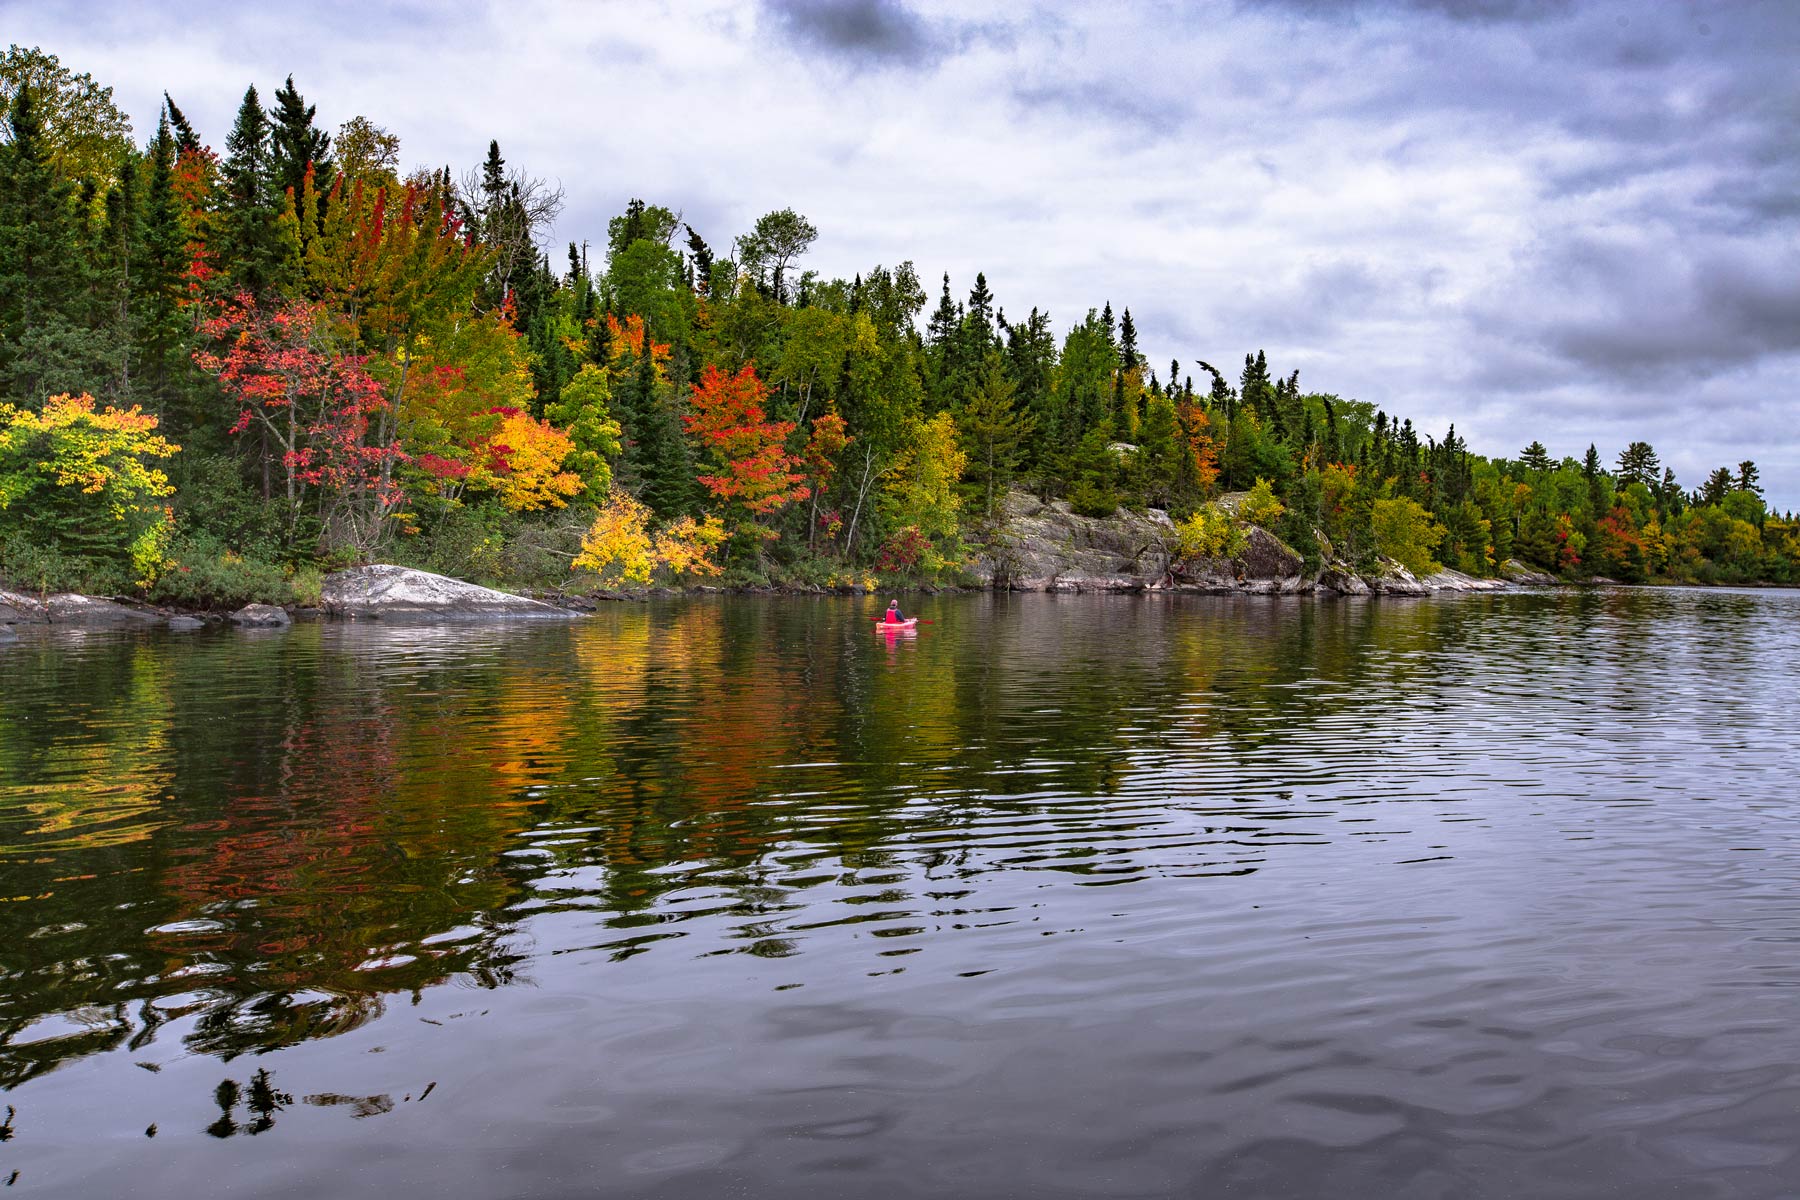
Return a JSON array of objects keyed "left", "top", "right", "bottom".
[
  {"left": 761, "top": 0, "right": 966, "bottom": 67},
  {"left": 5, "top": 0, "right": 1797, "bottom": 505}
]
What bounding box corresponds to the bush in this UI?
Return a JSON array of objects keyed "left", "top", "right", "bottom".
[
  {"left": 1239, "top": 477, "right": 1286, "bottom": 528},
  {"left": 0, "top": 532, "right": 130, "bottom": 596},
  {"left": 149, "top": 534, "right": 292, "bottom": 608},
  {"left": 1175, "top": 504, "right": 1247, "bottom": 560}
]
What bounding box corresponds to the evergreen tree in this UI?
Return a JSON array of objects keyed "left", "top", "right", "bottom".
[
  {"left": 94, "top": 149, "right": 140, "bottom": 401},
  {"left": 216, "top": 85, "right": 290, "bottom": 296},
  {"left": 1700, "top": 467, "right": 1734, "bottom": 507},
  {"left": 269, "top": 75, "right": 332, "bottom": 204},
  {"left": 1520, "top": 440, "right": 1552, "bottom": 472},
  {"left": 1736, "top": 460, "right": 1762, "bottom": 497},
  {"left": 162, "top": 93, "right": 200, "bottom": 152},
  {"left": 684, "top": 224, "right": 713, "bottom": 297},
  {"left": 619, "top": 348, "right": 695, "bottom": 519},
  {"left": 956, "top": 349, "right": 1031, "bottom": 519},
  {"left": 132, "top": 115, "right": 189, "bottom": 417},
  {"left": 1615, "top": 441, "right": 1660, "bottom": 488},
  {"left": 1118, "top": 307, "right": 1138, "bottom": 372},
  {"left": 0, "top": 85, "right": 98, "bottom": 402}
]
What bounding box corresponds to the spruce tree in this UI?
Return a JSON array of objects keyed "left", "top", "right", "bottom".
[
  {"left": 0, "top": 86, "right": 99, "bottom": 402},
  {"left": 216, "top": 85, "right": 289, "bottom": 295},
  {"left": 163, "top": 93, "right": 200, "bottom": 153},
  {"left": 1118, "top": 307, "right": 1138, "bottom": 372},
  {"left": 133, "top": 116, "right": 190, "bottom": 419},
  {"left": 269, "top": 75, "right": 332, "bottom": 208},
  {"left": 956, "top": 350, "right": 1031, "bottom": 519}
]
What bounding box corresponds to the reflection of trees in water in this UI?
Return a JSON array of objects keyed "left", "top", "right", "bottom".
[
  {"left": 205, "top": 1068, "right": 292, "bottom": 1138},
  {"left": 1, "top": 593, "right": 1676, "bottom": 1085}
]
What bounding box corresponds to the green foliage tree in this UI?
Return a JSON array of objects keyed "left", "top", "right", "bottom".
[
  {"left": 956, "top": 349, "right": 1032, "bottom": 519},
  {"left": 1372, "top": 495, "right": 1446, "bottom": 576},
  {"left": 0, "top": 85, "right": 99, "bottom": 402}
]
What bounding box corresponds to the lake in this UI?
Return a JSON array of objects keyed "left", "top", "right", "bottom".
[{"left": 2, "top": 589, "right": 1799, "bottom": 1198}]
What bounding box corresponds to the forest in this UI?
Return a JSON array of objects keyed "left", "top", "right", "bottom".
[{"left": 1, "top": 46, "right": 1794, "bottom": 606}]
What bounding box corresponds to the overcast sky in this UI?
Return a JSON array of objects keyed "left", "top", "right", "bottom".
[{"left": 8, "top": 0, "right": 1797, "bottom": 507}]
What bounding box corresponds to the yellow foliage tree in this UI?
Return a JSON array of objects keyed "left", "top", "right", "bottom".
[
  {"left": 0, "top": 394, "right": 179, "bottom": 583},
  {"left": 474, "top": 410, "right": 584, "bottom": 513},
  {"left": 573, "top": 492, "right": 726, "bottom": 584}
]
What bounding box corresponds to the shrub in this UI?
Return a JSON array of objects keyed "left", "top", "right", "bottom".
[
  {"left": 1239, "top": 477, "right": 1286, "bottom": 529},
  {"left": 149, "top": 534, "right": 291, "bottom": 607},
  {"left": 1175, "top": 504, "right": 1247, "bottom": 560}
]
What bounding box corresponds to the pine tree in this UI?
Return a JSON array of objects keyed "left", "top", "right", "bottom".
[
  {"left": 162, "top": 93, "right": 200, "bottom": 152},
  {"left": 1700, "top": 467, "right": 1734, "bottom": 507},
  {"left": 1615, "top": 441, "right": 1659, "bottom": 488},
  {"left": 1118, "top": 307, "right": 1138, "bottom": 372},
  {"left": 132, "top": 115, "right": 189, "bottom": 417},
  {"left": 269, "top": 75, "right": 333, "bottom": 205},
  {"left": 619, "top": 347, "right": 695, "bottom": 519},
  {"left": 0, "top": 86, "right": 99, "bottom": 402},
  {"left": 216, "top": 85, "right": 290, "bottom": 296},
  {"left": 94, "top": 149, "right": 141, "bottom": 402},
  {"left": 684, "top": 224, "right": 713, "bottom": 297},
  {"left": 1519, "top": 440, "right": 1551, "bottom": 473},
  {"left": 1736, "top": 460, "right": 1762, "bottom": 497},
  {"left": 956, "top": 350, "right": 1032, "bottom": 518}
]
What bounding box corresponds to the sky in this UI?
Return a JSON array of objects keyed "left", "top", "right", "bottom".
[{"left": 7, "top": 0, "right": 1798, "bottom": 508}]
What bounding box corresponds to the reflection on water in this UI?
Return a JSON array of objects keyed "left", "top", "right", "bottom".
[{"left": 2, "top": 590, "right": 1800, "bottom": 1198}]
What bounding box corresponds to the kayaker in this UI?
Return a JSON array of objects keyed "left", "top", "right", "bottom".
[{"left": 884, "top": 600, "right": 905, "bottom": 623}]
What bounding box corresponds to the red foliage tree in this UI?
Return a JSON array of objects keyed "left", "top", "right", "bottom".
[
  {"left": 194, "top": 294, "right": 407, "bottom": 551},
  {"left": 682, "top": 364, "right": 809, "bottom": 533}
]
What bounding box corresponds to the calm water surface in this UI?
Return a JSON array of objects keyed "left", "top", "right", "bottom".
[{"left": 2, "top": 590, "right": 1799, "bottom": 1198}]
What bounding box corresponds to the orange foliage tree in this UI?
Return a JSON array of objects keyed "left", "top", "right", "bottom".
[{"left": 682, "top": 364, "right": 809, "bottom": 537}]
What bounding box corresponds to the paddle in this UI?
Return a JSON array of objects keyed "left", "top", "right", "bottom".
[{"left": 872, "top": 617, "right": 934, "bottom": 624}]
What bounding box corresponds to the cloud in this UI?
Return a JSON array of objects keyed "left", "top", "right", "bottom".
[
  {"left": 5, "top": 0, "right": 1798, "bottom": 505},
  {"left": 759, "top": 0, "right": 998, "bottom": 68}
]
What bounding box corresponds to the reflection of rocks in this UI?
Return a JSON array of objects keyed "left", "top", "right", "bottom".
[
  {"left": 230, "top": 603, "right": 291, "bottom": 627},
  {"left": 322, "top": 565, "right": 579, "bottom": 620}
]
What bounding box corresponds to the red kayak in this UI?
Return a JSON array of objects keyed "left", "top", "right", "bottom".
[{"left": 873, "top": 618, "right": 918, "bottom": 630}]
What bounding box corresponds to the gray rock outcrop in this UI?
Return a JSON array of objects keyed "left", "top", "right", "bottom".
[
  {"left": 1500, "top": 559, "right": 1557, "bottom": 586},
  {"left": 972, "top": 493, "right": 1174, "bottom": 592},
  {"left": 43, "top": 594, "right": 166, "bottom": 625},
  {"left": 230, "top": 603, "right": 292, "bottom": 627},
  {"left": 970, "top": 489, "right": 1516, "bottom": 597},
  {"left": 321, "top": 564, "right": 577, "bottom": 619},
  {"left": 1, "top": 588, "right": 47, "bottom": 623}
]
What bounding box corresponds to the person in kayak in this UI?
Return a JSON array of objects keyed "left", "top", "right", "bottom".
[{"left": 884, "top": 600, "right": 906, "bottom": 624}]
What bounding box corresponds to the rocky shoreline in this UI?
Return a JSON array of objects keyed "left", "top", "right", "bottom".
[{"left": 2, "top": 493, "right": 1578, "bottom": 633}]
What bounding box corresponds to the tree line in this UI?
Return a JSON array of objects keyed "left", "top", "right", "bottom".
[{"left": 1, "top": 46, "right": 1793, "bottom": 603}]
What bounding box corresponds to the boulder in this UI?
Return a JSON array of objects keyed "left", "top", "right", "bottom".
[
  {"left": 1500, "top": 559, "right": 1556, "bottom": 586},
  {"left": 0, "top": 624, "right": 17, "bottom": 643},
  {"left": 0, "top": 588, "right": 48, "bottom": 623},
  {"left": 1418, "top": 568, "right": 1507, "bottom": 592},
  {"left": 1316, "top": 563, "right": 1371, "bottom": 595},
  {"left": 167, "top": 616, "right": 205, "bottom": 631},
  {"left": 1237, "top": 526, "right": 1303, "bottom": 580},
  {"left": 321, "top": 565, "right": 578, "bottom": 620},
  {"left": 230, "top": 603, "right": 292, "bottom": 627},
  {"left": 976, "top": 491, "right": 1175, "bottom": 592},
  {"left": 1362, "top": 561, "right": 1430, "bottom": 596},
  {"left": 43, "top": 593, "right": 165, "bottom": 625}
]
